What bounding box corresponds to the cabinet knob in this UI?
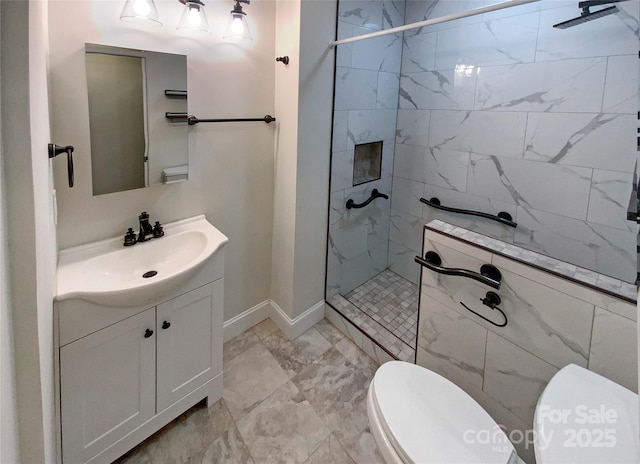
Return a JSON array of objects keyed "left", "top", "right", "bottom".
[
  {"left": 144, "top": 328, "right": 154, "bottom": 338},
  {"left": 162, "top": 320, "right": 171, "bottom": 330}
]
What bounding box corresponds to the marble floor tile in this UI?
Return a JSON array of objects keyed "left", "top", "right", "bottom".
[
  {"left": 223, "top": 342, "right": 290, "bottom": 420},
  {"left": 340, "top": 427, "right": 385, "bottom": 464},
  {"left": 236, "top": 381, "right": 331, "bottom": 464},
  {"left": 186, "top": 425, "right": 254, "bottom": 464},
  {"left": 223, "top": 328, "right": 261, "bottom": 365},
  {"left": 262, "top": 328, "right": 333, "bottom": 378},
  {"left": 293, "top": 347, "right": 372, "bottom": 446},
  {"left": 314, "top": 318, "right": 347, "bottom": 345},
  {"left": 114, "top": 400, "right": 222, "bottom": 464},
  {"left": 304, "top": 433, "right": 355, "bottom": 464},
  {"left": 251, "top": 318, "right": 280, "bottom": 340},
  {"left": 111, "top": 320, "right": 383, "bottom": 464}
]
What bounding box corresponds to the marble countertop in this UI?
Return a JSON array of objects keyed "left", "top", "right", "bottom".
[{"left": 425, "top": 220, "right": 637, "bottom": 304}]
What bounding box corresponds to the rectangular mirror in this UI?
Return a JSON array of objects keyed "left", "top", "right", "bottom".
[{"left": 85, "top": 44, "right": 188, "bottom": 196}]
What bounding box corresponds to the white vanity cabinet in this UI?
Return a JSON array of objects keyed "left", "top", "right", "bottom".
[{"left": 56, "top": 251, "right": 226, "bottom": 464}]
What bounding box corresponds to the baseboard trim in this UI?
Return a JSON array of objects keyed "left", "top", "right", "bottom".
[
  {"left": 222, "top": 300, "right": 271, "bottom": 342},
  {"left": 270, "top": 300, "right": 326, "bottom": 339},
  {"left": 223, "top": 299, "right": 326, "bottom": 341}
]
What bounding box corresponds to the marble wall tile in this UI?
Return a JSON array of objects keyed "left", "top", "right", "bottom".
[
  {"left": 335, "top": 67, "right": 378, "bottom": 111},
  {"left": 352, "top": 29, "right": 403, "bottom": 72},
  {"left": 434, "top": 12, "right": 539, "bottom": 70},
  {"left": 395, "top": 109, "right": 430, "bottom": 146},
  {"left": 404, "top": 0, "right": 485, "bottom": 33},
  {"left": 536, "top": 3, "right": 639, "bottom": 62},
  {"left": 428, "top": 110, "right": 527, "bottom": 157},
  {"left": 331, "top": 149, "right": 355, "bottom": 193},
  {"left": 468, "top": 155, "right": 592, "bottom": 220},
  {"left": 603, "top": 55, "right": 639, "bottom": 114},
  {"left": 236, "top": 381, "right": 331, "bottom": 464},
  {"left": 336, "top": 22, "right": 354, "bottom": 68},
  {"left": 340, "top": 246, "right": 388, "bottom": 294},
  {"left": 401, "top": 32, "right": 437, "bottom": 73},
  {"left": 348, "top": 110, "right": 398, "bottom": 147},
  {"left": 481, "top": 0, "right": 543, "bottom": 21},
  {"left": 330, "top": 190, "right": 346, "bottom": 231},
  {"left": 422, "top": 184, "right": 517, "bottom": 242},
  {"left": 382, "top": 1, "right": 405, "bottom": 29},
  {"left": 329, "top": 225, "right": 369, "bottom": 263},
  {"left": 514, "top": 206, "right": 637, "bottom": 283},
  {"left": 523, "top": 112, "right": 636, "bottom": 173},
  {"left": 496, "top": 267, "right": 594, "bottom": 368},
  {"left": 475, "top": 57, "right": 607, "bottom": 113},
  {"left": 587, "top": 169, "right": 636, "bottom": 232},
  {"left": 417, "top": 294, "right": 487, "bottom": 390},
  {"left": 338, "top": 0, "right": 383, "bottom": 30},
  {"left": 376, "top": 72, "right": 400, "bottom": 109},
  {"left": 387, "top": 240, "right": 421, "bottom": 284},
  {"left": 399, "top": 69, "right": 477, "bottom": 110},
  {"left": 389, "top": 209, "right": 424, "bottom": 251},
  {"left": 588, "top": 307, "right": 638, "bottom": 392},
  {"left": 421, "top": 236, "right": 594, "bottom": 368},
  {"left": 333, "top": 111, "right": 349, "bottom": 153},
  {"left": 390, "top": 177, "right": 425, "bottom": 218},
  {"left": 424, "top": 147, "right": 469, "bottom": 191},
  {"left": 483, "top": 333, "right": 558, "bottom": 424},
  {"left": 393, "top": 143, "right": 427, "bottom": 182}
]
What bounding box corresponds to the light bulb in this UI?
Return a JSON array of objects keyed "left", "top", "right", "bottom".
[
  {"left": 187, "top": 7, "right": 202, "bottom": 27},
  {"left": 231, "top": 16, "right": 244, "bottom": 34},
  {"left": 132, "top": 0, "right": 151, "bottom": 16}
]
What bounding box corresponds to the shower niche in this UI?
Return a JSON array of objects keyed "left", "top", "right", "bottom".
[{"left": 353, "top": 141, "right": 382, "bottom": 186}]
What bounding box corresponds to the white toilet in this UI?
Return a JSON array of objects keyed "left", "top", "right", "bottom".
[{"left": 367, "top": 361, "right": 639, "bottom": 464}]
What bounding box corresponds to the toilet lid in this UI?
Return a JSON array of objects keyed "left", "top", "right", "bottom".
[{"left": 371, "top": 361, "right": 516, "bottom": 464}]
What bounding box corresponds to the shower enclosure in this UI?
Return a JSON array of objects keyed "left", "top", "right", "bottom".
[{"left": 326, "top": 0, "right": 639, "bottom": 361}]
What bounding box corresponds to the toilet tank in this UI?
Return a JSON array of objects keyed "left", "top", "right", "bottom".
[{"left": 534, "top": 364, "right": 639, "bottom": 464}]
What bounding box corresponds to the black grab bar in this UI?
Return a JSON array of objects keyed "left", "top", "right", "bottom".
[
  {"left": 346, "top": 189, "right": 389, "bottom": 209},
  {"left": 414, "top": 251, "right": 502, "bottom": 290},
  {"left": 165, "top": 112, "right": 276, "bottom": 125},
  {"left": 420, "top": 197, "right": 517, "bottom": 228}
]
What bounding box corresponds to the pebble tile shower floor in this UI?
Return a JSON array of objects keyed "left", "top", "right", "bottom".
[{"left": 114, "top": 318, "right": 384, "bottom": 464}]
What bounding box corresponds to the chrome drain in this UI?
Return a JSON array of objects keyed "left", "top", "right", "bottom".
[{"left": 142, "top": 270, "right": 158, "bottom": 278}]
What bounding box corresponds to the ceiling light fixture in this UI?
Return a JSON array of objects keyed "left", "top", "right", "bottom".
[
  {"left": 120, "top": 0, "right": 162, "bottom": 24},
  {"left": 177, "top": 0, "right": 211, "bottom": 34},
  {"left": 223, "top": 0, "right": 253, "bottom": 41}
]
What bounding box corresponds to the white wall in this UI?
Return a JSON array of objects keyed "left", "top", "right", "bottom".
[
  {"left": 49, "top": 0, "right": 276, "bottom": 322},
  {"left": 271, "top": 0, "right": 335, "bottom": 320},
  {"left": 1, "top": 0, "right": 57, "bottom": 462},
  {"left": 0, "top": 3, "right": 20, "bottom": 460}
]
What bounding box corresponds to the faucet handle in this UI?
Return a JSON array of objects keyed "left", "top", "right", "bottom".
[
  {"left": 153, "top": 221, "right": 164, "bottom": 238},
  {"left": 123, "top": 228, "right": 137, "bottom": 246}
]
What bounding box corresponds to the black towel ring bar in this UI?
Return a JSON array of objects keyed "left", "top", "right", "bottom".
[
  {"left": 420, "top": 197, "right": 517, "bottom": 228},
  {"left": 346, "top": 189, "right": 389, "bottom": 209},
  {"left": 460, "top": 291, "right": 508, "bottom": 327}
]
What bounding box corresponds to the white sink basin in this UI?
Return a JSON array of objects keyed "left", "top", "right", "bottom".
[{"left": 56, "top": 215, "right": 228, "bottom": 307}]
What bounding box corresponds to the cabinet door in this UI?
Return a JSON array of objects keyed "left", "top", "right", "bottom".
[
  {"left": 60, "top": 308, "right": 156, "bottom": 464},
  {"left": 156, "top": 280, "right": 223, "bottom": 411}
]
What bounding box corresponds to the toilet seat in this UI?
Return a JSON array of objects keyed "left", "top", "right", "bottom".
[{"left": 368, "top": 361, "right": 517, "bottom": 464}]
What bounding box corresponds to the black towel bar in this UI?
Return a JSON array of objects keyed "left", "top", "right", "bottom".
[{"left": 165, "top": 112, "right": 276, "bottom": 125}]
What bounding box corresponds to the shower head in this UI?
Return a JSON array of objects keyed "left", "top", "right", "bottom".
[{"left": 553, "top": 5, "right": 618, "bottom": 28}]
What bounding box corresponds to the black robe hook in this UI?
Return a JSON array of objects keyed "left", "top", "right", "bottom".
[{"left": 48, "top": 143, "right": 74, "bottom": 188}]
